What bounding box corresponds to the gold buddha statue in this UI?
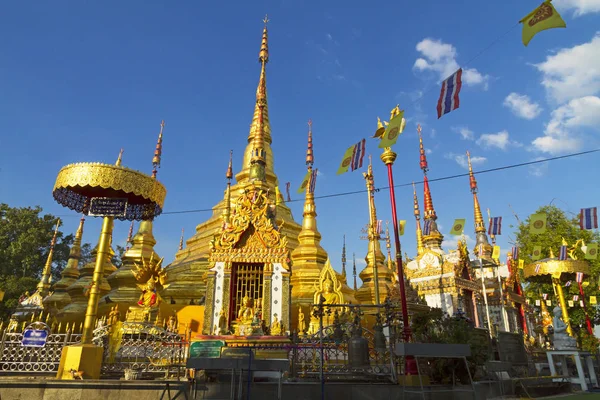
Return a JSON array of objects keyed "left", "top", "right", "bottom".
[
  {"left": 137, "top": 277, "right": 159, "bottom": 308},
  {"left": 314, "top": 278, "right": 341, "bottom": 306},
  {"left": 238, "top": 295, "right": 254, "bottom": 324},
  {"left": 298, "top": 306, "right": 306, "bottom": 335},
  {"left": 270, "top": 314, "right": 282, "bottom": 336}
]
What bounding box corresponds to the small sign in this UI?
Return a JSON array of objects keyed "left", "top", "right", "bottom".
[
  {"left": 189, "top": 340, "right": 224, "bottom": 359},
  {"left": 22, "top": 329, "right": 48, "bottom": 347},
  {"left": 88, "top": 197, "right": 128, "bottom": 217},
  {"left": 497, "top": 332, "right": 527, "bottom": 366}
]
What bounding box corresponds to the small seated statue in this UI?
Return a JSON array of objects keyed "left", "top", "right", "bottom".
[
  {"left": 137, "top": 277, "right": 159, "bottom": 307},
  {"left": 552, "top": 306, "right": 578, "bottom": 350},
  {"left": 270, "top": 314, "right": 282, "bottom": 336},
  {"left": 127, "top": 277, "right": 161, "bottom": 322},
  {"left": 234, "top": 295, "right": 258, "bottom": 336}
]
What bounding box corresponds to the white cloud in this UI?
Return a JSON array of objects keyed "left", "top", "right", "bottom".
[
  {"left": 534, "top": 33, "right": 600, "bottom": 104},
  {"left": 443, "top": 234, "right": 475, "bottom": 251},
  {"left": 444, "top": 152, "right": 487, "bottom": 169},
  {"left": 452, "top": 126, "right": 474, "bottom": 140},
  {"left": 503, "top": 93, "right": 543, "bottom": 119},
  {"left": 531, "top": 96, "right": 600, "bottom": 154},
  {"left": 554, "top": 0, "right": 600, "bottom": 16},
  {"left": 425, "top": 148, "right": 433, "bottom": 155},
  {"left": 476, "top": 130, "right": 522, "bottom": 150},
  {"left": 529, "top": 157, "right": 549, "bottom": 177},
  {"left": 413, "top": 38, "right": 489, "bottom": 88}
]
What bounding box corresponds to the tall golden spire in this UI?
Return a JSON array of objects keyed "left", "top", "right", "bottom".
[
  {"left": 467, "top": 151, "right": 492, "bottom": 258},
  {"left": 341, "top": 234, "right": 347, "bottom": 279},
  {"left": 44, "top": 216, "right": 85, "bottom": 312},
  {"left": 152, "top": 120, "right": 164, "bottom": 178},
  {"left": 116, "top": 148, "right": 124, "bottom": 167},
  {"left": 179, "top": 228, "right": 185, "bottom": 251},
  {"left": 37, "top": 220, "right": 60, "bottom": 295},
  {"left": 126, "top": 221, "right": 134, "bottom": 251},
  {"left": 223, "top": 150, "right": 233, "bottom": 225},
  {"left": 290, "top": 119, "right": 328, "bottom": 304},
  {"left": 356, "top": 157, "right": 394, "bottom": 305},
  {"left": 417, "top": 125, "right": 443, "bottom": 249},
  {"left": 413, "top": 183, "right": 424, "bottom": 256}
]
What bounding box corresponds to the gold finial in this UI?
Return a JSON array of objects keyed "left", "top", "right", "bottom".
[
  {"left": 467, "top": 150, "right": 477, "bottom": 193},
  {"left": 418, "top": 125, "right": 428, "bottom": 173},
  {"left": 341, "top": 234, "right": 347, "bottom": 279},
  {"left": 116, "top": 148, "right": 124, "bottom": 166},
  {"left": 259, "top": 15, "right": 269, "bottom": 63},
  {"left": 179, "top": 229, "right": 184, "bottom": 251},
  {"left": 352, "top": 252, "right": 357, "bottom": 291},
  {"left": 467, "top": 150, "right": 487, "bottom": 237},
  {"left": 226, "top": 150, "right": 233, "bottom": 180},
  {"left": 413, "top": 183, "right": 424, "bottom": 255},
  {"left": 263, "top": 14, "right": 270, "bottom": 25},
  {"left": 152, "top": 120, "right": 164, "bottom": 178},
  {"left": 390, "top": 104, "right": 401, "bottom": 120},
  {"left": 549, "top": 247, "right": 555, "bottom": 259},
  {"left": 373, "top": 117, "right": 386, "bottom": 138},
  {"left": 306, "top": 119, "right": 314, "bottom": 167}
]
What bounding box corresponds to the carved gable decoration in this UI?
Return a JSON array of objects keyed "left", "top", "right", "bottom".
[{"left": 210, "top": 188, "right": 288, "bottom": 263}]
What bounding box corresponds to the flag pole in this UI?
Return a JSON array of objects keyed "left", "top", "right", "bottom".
[
  {"left": 478, "top": 247, "right": 493, "bottom": 338},
  {"left": 577, "top": 279, "right": 594, "bottom": 335}
]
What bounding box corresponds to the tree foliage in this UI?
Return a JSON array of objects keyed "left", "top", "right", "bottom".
[{"left": 515, "top": 205, "right": 600, "bottom": 336}]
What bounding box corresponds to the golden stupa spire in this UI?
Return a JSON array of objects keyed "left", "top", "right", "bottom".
[
  {"left": 224, "top": 150, "right": 234, "bottom": 225},
  {"left": 341, "top": 234, "right": 347, "bottom": 279},
  {"left": 467, "top": 150, "right": 491, "bottom": 257},
  {"left": 290, "top": 119, "right": 328, "bottom": 305},
  {"left": 116, "top": 148, "right": 124, "bottom": 166},
  {"left": 413, "top": 183, "right": 424, "bottom": 256},
  {"left": 352, "top": 252, "right": 357, "bottom": 291},
  {"left": 417, "top": 125, "right": 443, "bottom": 249},
  {"left": 152, "top": 120, "right": 164, "bottom": 178},
  {"left": 179, "top": 229, "right": 185, "bottom": 251},
  {"left": 37, "top": 220, "right": 61, "bottom": 295},
  {"left": 43, "top": 216, "right": 85, "bottom": 311}
]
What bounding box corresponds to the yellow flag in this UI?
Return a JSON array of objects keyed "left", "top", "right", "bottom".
[
  {"left": 519, "top": 259, "right": 524, "bottom": 269},
  {"left": 535, "top": 299, "right": 541, "bottom": 306},
  {"left": 568, "top": 300, "right": 574, "bottom": 307},
  {"left": 583, "top": 281, "right": 590, "bottom": 287},
  {"left": 0, "top": 289, "right": 4, "bottom": 302},
  {"left": 585, "top": 243, "right": 598, "bottom": 260},
  {"left": 546, "top": 300, "right": 552, "bottom": 306},
  {"left": 378, "top": 111, "right": 405, "bottom": 149},
  {"left": 449, "top": 219, "right": 466, "bottom": 235},
  {"left": 492, "top": 246, "right": 500, "bottom": 260},
  {"left": 520, "top": 0, "right": 566, "bottom": 47},
  {"left": 398, "top": 220, "right": 406, "bottom": 236},
  {"left": 529, "top": 213, "right": 547, "bottom": 234},
  {"left": 590, "top": 296, "right": 597, "bottom": 305},
  {"left": 297, "top": 170, "right": 311, "bottom": 194},
  {"left": 336, "top": 145, "right": 355, "bottom": 175}
]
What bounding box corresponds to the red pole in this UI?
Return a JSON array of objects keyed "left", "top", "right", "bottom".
[
  {"left": 578, "top": 281, "right": 594, "bottom": 335},
  {"left": 382, "top": 149, "right": 418, "bottom": 376},
  {"left": 508, "top": 257, "right": 528, "bottom": 334}
]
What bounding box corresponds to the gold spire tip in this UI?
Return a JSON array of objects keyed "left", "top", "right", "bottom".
[
  {"left": 116, "top": 148, "right": 124, "bottom": 166},
  {"left": 152, "top": 120, "right": 164, "bottom": 178},
  {"left": 263, "top": 14, "right": 270, "bottom": 25},
  {"left": 226, "top": 150, "right": 233, "bottom": 180},
  {"left": 259, "top": 15, "right": 269, "bottom": 63},
  {"left": 306, "top": 119, "right": 314, "bottom": 166}
]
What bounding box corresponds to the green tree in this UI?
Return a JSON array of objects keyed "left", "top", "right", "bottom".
[{"left": 514, "top": 205, "right": 600, "bottom": 341}]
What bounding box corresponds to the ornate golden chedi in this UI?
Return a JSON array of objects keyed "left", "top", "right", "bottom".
[{"left": 162, "top": 19, "right": 302, "bottom": 306}]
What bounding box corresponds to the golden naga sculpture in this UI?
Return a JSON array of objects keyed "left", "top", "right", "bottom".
[{"left": 127, "top": 254, "right": 168, "bottom": 322}]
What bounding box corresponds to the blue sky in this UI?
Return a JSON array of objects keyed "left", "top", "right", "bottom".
[{"left": 1, "top": 0, "right": 599, "bottom": 278}]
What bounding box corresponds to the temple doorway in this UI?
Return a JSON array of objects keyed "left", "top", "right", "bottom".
[{"left": 230, "top": 262, "right": 264, "bottom": 322}]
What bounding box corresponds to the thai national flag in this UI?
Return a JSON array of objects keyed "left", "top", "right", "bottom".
[
  {"left": 308, "top": 169, "right": 318, "bottom": 194},
  {"left": 576, "top": 272, "right": 584, "bottom": 283},
  {"left": 535, "top": 264, "right": 541, "bottom": 273},
  {"left": 511, "top": 246, "right": 519, "bottom": 260},
  {"left": 488, "top": 216, "right": 502, "bottom": 236},
  {"left": 437, "top": 68, "right": 463, "bottom": 119},
  {"left": 543, "top": 293, "right": 548, "bottom": 300},
  {"left": 423, "top": 220, "right": 433, "bottom": 235},
  {"left": 350, "top": 139, "right": 366, "bottom": 171},
  {"left": 580, "top": 207, "right": 598, "bottom": 230},
  {"left": 559, "top": 245, "right": 568, "bottom": 260}
]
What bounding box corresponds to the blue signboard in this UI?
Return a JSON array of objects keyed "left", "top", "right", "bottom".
[{"left": 22, "top": 329, "right": 48, "bottom": 347}]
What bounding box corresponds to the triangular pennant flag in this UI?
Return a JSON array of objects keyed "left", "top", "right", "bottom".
[
  {"left": 398, "top": 220, "right": 406, "bottom": 236},
  {"left": 379, "top": 111, "right": 405, "bottom": 149},
  {"left": 585, "top": 243, "right": 598, "bottom": 260},
  {"left": 532, "top": 245, "right": 542, "bottom": 261},
  {"left": 529, "top": 213, "right": 547, "bottom": 234},
  {"left": 297, "top": 170, "right": 311, "bottom": 194},
  {"left": 449, "top": 219, "right": 466, "bottom": 236},
  {"left": 519, "top": 0, "right": 566, "bottom": 47}
]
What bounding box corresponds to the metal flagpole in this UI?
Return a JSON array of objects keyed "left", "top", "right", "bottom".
[{"left": 478, "top": 245, "right": 493, "bottom": 337}]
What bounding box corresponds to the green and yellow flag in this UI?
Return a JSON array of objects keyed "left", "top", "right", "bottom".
[
  {"left": 492, "top": 245, "right": 500, "bottom": 260},
  {"left": 398, "top": 220, "right": 406, "bottom": 236},
  {"left": 449, "top": 219, "right": 466, "bottom": 236},
  {"left": 297, "top": 170, "right": 311, "bottom": 194},
  {"left": 529, "top": 213, "right": 547, "bottom": 234},
  {"left": 532, "top": 245, "right": 542, "bottom": 261},
  {"left": 519, "top": 0, "right": 566, "bottom": 47},
  {"left": 378, "top": 111, "right": 405, "bottom": 149},
  {"left": 585, "top": 243, "right": 598, "bottom": 260},
  {"left": 336, "top": 145, "right": 355, "bottom": 175}
]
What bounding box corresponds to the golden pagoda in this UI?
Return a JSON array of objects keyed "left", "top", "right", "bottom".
[
  {"left": 405, "top": 131, "right": 481, "bottom": 321},
  {"left": 44, "top": 217, "right": 85, "bottom": 314},
  {"left": 162, "top": 16, "right": 302, "bottom": 306},
  {"left": 355, "top": 160, "right": 394, "bottom": 305},
  {"left": 289, "top": 120, "right": 328, "bottom": 308}
]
